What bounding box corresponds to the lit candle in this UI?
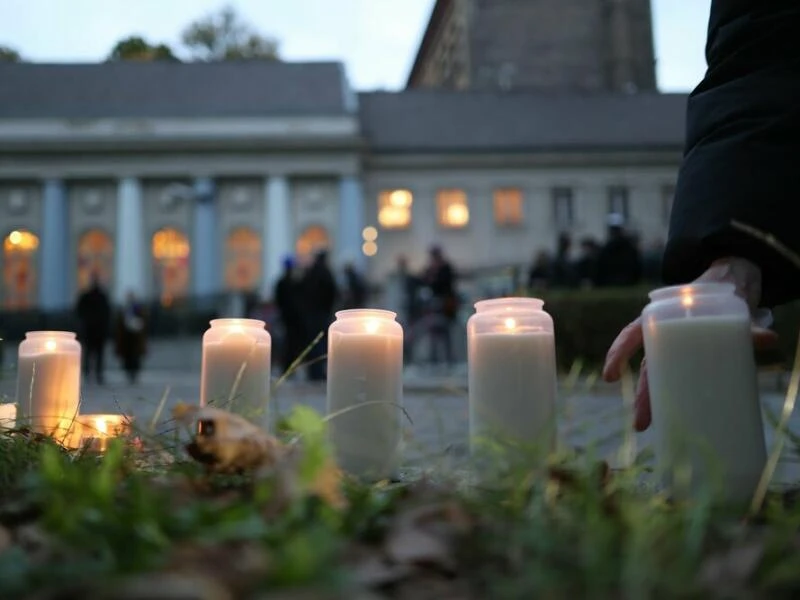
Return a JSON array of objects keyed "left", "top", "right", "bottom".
[
  {"left": 643, "top": 283, "right": 767, "bottom": 503},
  {"left": 16, "top": 331, "right": 81, "bottom": 439},
  {"left": 200, "top": 319, "right": 271, "bottom": 426},
  {"left": 0, "top": 403, "right": 16, "bottom": 430},
  {"left": 74, "top": 414, "right": 132, "bottom": 453},
  {"left": 326, "top": 309, "right": 403, "bottom": 480},
  {"left": 467, "top": 298, "right": 557, "bottom": 465}
]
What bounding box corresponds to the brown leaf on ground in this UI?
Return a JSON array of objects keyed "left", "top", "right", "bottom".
[
  {"left": 697, "top": 541, "right": 765, "bottom": 594},
  {"left": 384, "top": 501, "right": 473, "bottom": 574},
  {"left": 172, "top": 404, "right": 285, "bottom": 473},
  {"left": 165, "top": 541, "right": 271, "bottom": 596}
]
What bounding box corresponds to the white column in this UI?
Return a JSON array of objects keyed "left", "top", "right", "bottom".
[
  {"left": 261, "top": 175, "right": 292, "bottom": 299},
  {"left": 114, "top": 177, "right": 145, "bottom": 303},
  {"left": 337, "top": 175, "right": 366, "bottom": 272}
]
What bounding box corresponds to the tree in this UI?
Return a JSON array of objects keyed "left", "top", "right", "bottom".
[
  {"left": 108, "top": 36, "right": 178, "bottom": 61},
  {"left": 0, "top": 45, "right": 21, "bottom": 62},
  {"left": 181, "top": 5, "right": 279, "bottom": 61}
]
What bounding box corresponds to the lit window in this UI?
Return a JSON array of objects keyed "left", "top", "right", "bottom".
[
  {"left": 493, "top": 188, "right": 524, "bottom": 226},
  {"left": 3, "top": 229, "right": 39, "bottom": 309},
  {"left": 437, "top": 189, "right": 469, "bottom": 228},
  {"left": 77, "top": 229, "right": 113, "bottom": 291},
  {"left": 662, "top": 184, "right": 675, "bottom": 225},
  {"left": 608, "top": 186, "right": 630, "bottom": 220},
  {"left": 552, "top": 188, "right": 574, "bottom": 229},
  {"left": 152, "top": 228, "right": 190, "bottom": 306},
  {"left": 225, "top": 227, "right": 261, "bottom": 292},
  {"left": 296, "top": 225, "right": 330, "bottom": 263},
  {"left": 377, "top": 189, "right": 413, "bottom": 229}
]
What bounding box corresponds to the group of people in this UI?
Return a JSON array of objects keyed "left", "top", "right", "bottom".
[
  {"left": 75, "top": 276, "right": 148, "bottom": 386},
  {"left": 527, "top": 215, "right": 664, "bottom": 291},
  {"left": 273, "top": 249, "right": 369, "bottom": 381}
]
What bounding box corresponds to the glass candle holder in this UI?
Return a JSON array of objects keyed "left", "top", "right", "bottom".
[
  {"left": 200, "top": 318, "right": 271, "bottom": 426},
  {"left": 642, "top": 283, "right": 767, "bottom": 503},
  {"left": 326, "top": 309, "right": 403, "bottom": 480},
  {"left": 72, "top": 414, "right": 133, "bottom": 453},
  {"left": 16, "top": 331, "right": 81, "bottom": 439},
  {"left": 467, "top": 298, "right": 557, "bottom": 466},
  {"left": 0, "top": 403, "right": 16, "bottom": 430}
]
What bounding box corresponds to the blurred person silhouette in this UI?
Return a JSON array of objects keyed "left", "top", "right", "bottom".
[
  {"left": 527, "top": 250, "right": 552, "bottom": 290},
  {"left": 341, "top": 260, "right": 368, "bottom": 310},
  {"left": 114, "top": 290, "right": 147, "bottom": 385},
  {"left": 550, "top": 232, "right": 576, "bottom": 288},
  {"left": 301, "top": 248, "right": 339, "bottom": 381},
  {"left": 274, "top": 255, "right": 306, "bottom": 375},
  {"left": 75, "top": 272, "right": 111, "bottom": 385},
  {"left": 422, "top": 245, "right": 458, "bottom": 369},
  {"left": 575, "top": 237, "right": 600, "bottom": 288},
  {"left": 604, "top": 1, "right": 796, "bottom": 431},
  {"left": 595, "top": 213, "right": 642, "bottom": 287}
]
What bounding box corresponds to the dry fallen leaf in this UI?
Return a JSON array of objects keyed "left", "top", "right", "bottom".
[{"left": 172, "top": 403, "right": 285, "bottom": 473}]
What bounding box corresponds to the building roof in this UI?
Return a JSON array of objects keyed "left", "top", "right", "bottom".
[
  {"left": 405, "top": 0, "right": 450, "bottom": 88},
  {"left": 0, "top": 61, "right": 351, "bottom": 118},
  {"left": 358, "top": 91, "right": 688, "bottom": 153}
]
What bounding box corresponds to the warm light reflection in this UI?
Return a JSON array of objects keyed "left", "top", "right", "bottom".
[
  {"left": 364, "top": 319, "right": 380, "bottom": 334},
  {"left": 362, "top": 241, "right": 378, "bottom": 257},
  {"left": 446, "top": 203, "right": 470, "bottom": 227},
  {"left": 4, "top": 229, "right": 39, "bottom": 252},
  {"left": 389, "top": 190, "right": 412, "bottom": 208},
  {"left": 362, "top": 226, "right": 378, "bottom": 242},
  {"left": 681, "top": 293, "right": 694, "bottom": 308},
  {"left": 504, "top": 317, "right": 517, "bottom": 331},
  {"left": 95, "top": 417, "right": 108, "bottom": 436},
  {"left": 44, "top": 339, "right": 56, "bottom": 352},
  {"left": 378, "top": 190, "right": 413, "bottom": 229},
  {"left": 437, "top": 190, "right": 470, "bottom": 228}
]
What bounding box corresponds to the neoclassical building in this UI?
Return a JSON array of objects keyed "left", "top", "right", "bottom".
[{"left": 0, "top": 58, "right": 686, "bottom": 311}]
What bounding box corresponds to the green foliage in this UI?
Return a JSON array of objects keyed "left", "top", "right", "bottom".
[
  {"left": 0, "top": 45, "right": 21, "bottom": 62},
  {"left": 108, "top": 36, "right": 178, "bottom": 61},
  {"left": 181, "top": 4, "right": 279, "bottom": 61}
]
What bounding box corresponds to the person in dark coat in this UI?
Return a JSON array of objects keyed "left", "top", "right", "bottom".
[
  {"left": 75, "top": 273, "right": 111, "bottom": 385},
  {"left": 422, "top": 245, "right": 458, "bottom": 367},
  {"left": 114, "top": 291, "right": 147, "bottom": 384},
  {"left": 274, "top": 256, "right": 306, "bottom": 374},
  {"left": 575, "top": 237, "right": 600, "bottom": 288},
  {"left": 550, "top": 232, "right": 576, "bottom": 288},
  {"left": 604, "top": 0, "right": 795, "bottom": 431},
  {"left": 301, "top": 249, "right": 339, "bottom": 381},
  {"left": 595, "top": 213, "right": 642, "bottom": 287},
  {"left": 341, "top": 261, "right": 368, "bottom": 310}
]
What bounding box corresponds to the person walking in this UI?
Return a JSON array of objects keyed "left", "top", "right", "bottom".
[
  {"left": 301, "top": 249, "right": 339, "bottom": 382},
  {"left": 75, "top": 273, "right": 111, "bottom": 385},
  {"left": 114, "top": 291, "right": 147, "bottom": 384},
  {"left": 274, "top": 256, "right": 306, "bottom": 375},
  {"left": 603, "top": 1, "right": 797, "bottom": 431},
  {"left": 422, "top": 245, "right": 458, "bottom": 369}
]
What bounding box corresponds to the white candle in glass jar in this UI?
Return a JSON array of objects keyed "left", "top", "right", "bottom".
[
  {"left": 200, "top": 319, "right": 271, "bottom": 426},
  {"left": 0, "top": 403, "right": 16, "bottom": 430},
  {"left": 326, "top": 309, "right": 403, "bottom": 481},
  {"left": 467, "top": 298, "right": 557, "bottom": 464},
  {"left": 16, "top": 331, "right": 81, "bottom": 438},
  {"left": 642, "top": 283, "right": 767, "bottom": 503}
]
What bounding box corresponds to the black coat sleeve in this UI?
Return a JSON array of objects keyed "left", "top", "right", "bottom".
[{"left": 663, "top": 0, "right": 800, "bottom": 307}]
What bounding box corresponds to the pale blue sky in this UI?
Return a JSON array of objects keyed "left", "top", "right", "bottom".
[{"left": 0, "top": 0, "right": 712, "bottom": 92}]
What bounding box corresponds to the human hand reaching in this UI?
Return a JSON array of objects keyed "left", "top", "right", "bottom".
[{"left": 601, "top": 257, "right": 780, "bottom": 431}]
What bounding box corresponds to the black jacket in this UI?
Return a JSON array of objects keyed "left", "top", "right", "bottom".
[{"left": 664, "top": 0, "right": 800, "bottom": 307}]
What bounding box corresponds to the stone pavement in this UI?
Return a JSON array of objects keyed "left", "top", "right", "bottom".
[{"left": 2, "top": 363, "right": 800, "bottom": 485}]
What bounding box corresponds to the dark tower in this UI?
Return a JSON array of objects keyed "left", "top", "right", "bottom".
[{"left": 407, "top": 0, "right": 657, "bottom": 93}]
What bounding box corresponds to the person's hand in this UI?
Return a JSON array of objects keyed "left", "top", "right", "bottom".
[{"left": 602, "top": 257, "right": 780, "bottom": 431}]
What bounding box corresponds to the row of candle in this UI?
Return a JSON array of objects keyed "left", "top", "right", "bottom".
[
  {"left": 7, "top": 331, "right": 130, "bottom": 451},
  {"left": 8, "top": 282, "right": 767, "bottom": 502}
]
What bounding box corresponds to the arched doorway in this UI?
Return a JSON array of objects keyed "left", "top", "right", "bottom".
[
  {"left": 151, "top": 228, "right": 190, "bottom": 306},
  {"left": 2, "top": 229, "right": 39, "bottom": 309},
  {"left": 295, "top": 225, "right": 330, "bottom": 266},
  {"left": 77, "top": 229, "right": 114, "bottom": 291},
  {"left": 225, "top": 227, "right": 261, "bottom": 291}
]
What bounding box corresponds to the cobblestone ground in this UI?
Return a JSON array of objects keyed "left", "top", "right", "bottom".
[{"left": 2, "top": 363, "right": 799, "bottom": 485}]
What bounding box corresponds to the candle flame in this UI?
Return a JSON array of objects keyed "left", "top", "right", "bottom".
[
  {"left": 681, "top": 293, "right": 694, "bottom": 308},
  {"left": 364, "top": 319, "right": 380, "bottom": 334},
  {"left": 44, "top": 339, "right": 57, "bottom": 352},
  {"left": 95, "top": 417, "right": 108, "bottom": 436},
  {"left": 504, "top": 317, "right": 517, "bottom": 331}
]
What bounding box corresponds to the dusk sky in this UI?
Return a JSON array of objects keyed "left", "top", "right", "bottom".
[{"left": 0, "top": 0, "right": 712, "bottom": 92}]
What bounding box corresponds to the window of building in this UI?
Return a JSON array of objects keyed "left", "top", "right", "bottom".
[
  {"left": 296, "top": 225, "right": 330, "bottom": 264},
  {"left": 662, "top": 184, "right": 676, "bottom": 225},
  {"left": 151, "top": 228, "right": 190, "bottom": 307},
  {"left": 225, "top": 227, "right": 261, "bottom": 292},
  {"left": 437, "top": 189, "right": 470, "bottom": 228},
  {"left": 607, "top": 186, "right": 630, "bottom": 220},
  {"left": 552, "top": 187, "right": 574, "bottom": 229},
  {"left": 77, "top": 229, "right": 113, "bottom": 292},
  {"left": 493, "top": 188, "right": 524, "bottom": 226},
  {"left": 377, "top": 190, "right": 413, "bottom": 229},
  {"left": 2, "top": 229, "right": 39, "bottom": 309}
]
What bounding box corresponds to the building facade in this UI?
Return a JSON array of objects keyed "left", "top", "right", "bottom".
[
  {"left": 0, "top": 59, "right": 685, "bottom": 312},
  {"left": 406, "top": 0, "right": 657, "bottom": 93}
]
